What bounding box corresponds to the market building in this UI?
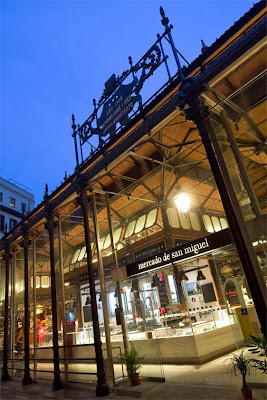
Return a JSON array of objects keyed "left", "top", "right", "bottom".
[{"left": 0, "top": 2, "right": 266, "bottom": 396}]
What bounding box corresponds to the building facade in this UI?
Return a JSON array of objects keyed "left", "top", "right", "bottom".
[
  {"left": 0, "top": 2, "right": 266, "bottom": 396},
  {"left": 0, "top": 177, "right": 35, "bottom": 239}
]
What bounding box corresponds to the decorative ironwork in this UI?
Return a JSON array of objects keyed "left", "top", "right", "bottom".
[
  {"left": 133, "top": 45, "right": 162, "bottom": 94},
  {"left": 97, "top": 70, "right": 130, "bottom": 107},
  {"left": 73, "top": 7, "right": 186, "bottom": 165}
]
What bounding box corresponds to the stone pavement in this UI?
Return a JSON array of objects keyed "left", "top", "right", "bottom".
[{"left": 1, "top": 352, "right": 266, "bottom": 400}]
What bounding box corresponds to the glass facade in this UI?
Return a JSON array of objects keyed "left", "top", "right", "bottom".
[{"left": 0, "top": 5, "right": 266, "bottom": 391}]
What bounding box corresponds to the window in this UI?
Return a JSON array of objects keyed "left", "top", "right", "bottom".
[
  {"left": 0, "top": 192, "right": 3, "bottom": 202},
  {"left": 21, "top": 202, "right": 27, "bottom": 213},
  {"left": 108, "top": 292, "right": 117, "bottom": 316},
  {"left": 0, "top": 215, "right": 5, "bottom": 231},
  {"left": 168, "top": 275, "right": 179, "bottom": 303},
  {"left": 10, "top": 197, "right": 16, "bottom": 208},
  {"left": 9, "top": 218, "right": 17, "bottom": 230},
  {"left": 124, "top": 220, "right": 136, "bottom": 238},
  {"left": 124, "top": 289, "right": 132, "bottom": 312}
]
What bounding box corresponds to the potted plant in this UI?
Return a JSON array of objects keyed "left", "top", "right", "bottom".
[
  {"left": 247, "top": 334, "right": 267, "bottom": 374},
  {"left": 226, "top": 350, "right": 254, "bottom": 399},
  {"left": 121, "top": 342, "right": 144, "bottom": 386}
]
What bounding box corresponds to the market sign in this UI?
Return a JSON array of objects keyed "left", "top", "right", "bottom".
[
  {"left": 126, "top": 229, "right": 232, "bottom": 277},
  {"left": 73, "top": 16, "right": 178, "bottom": 165},
  {"left": 134, "top": 241, "right": 165, "bottom": 261},
  {"left": 97, "top": 75, "right": 141, "bottom": 140}
]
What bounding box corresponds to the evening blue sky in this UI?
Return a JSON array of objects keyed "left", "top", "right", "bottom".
[{"left": 1, "top": 0, "right": 255, "bottom": 206}]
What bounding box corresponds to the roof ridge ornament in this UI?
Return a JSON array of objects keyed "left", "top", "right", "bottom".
[
  {"left": 160, "top": 6, "right": 184, "bottom": 81},
  {"left": 201, "top": 39, "right": 209, "bottom": 54}
]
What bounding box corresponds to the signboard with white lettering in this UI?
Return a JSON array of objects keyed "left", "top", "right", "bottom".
[
  {"left": 97, "top": 77, "right": 141, "bottom": 140},
  {"left": 134, "top": 241, "right": 165, "bottom": 261},
  {"left": 126, "top": 229, "right": 232, "bottom": 277}
]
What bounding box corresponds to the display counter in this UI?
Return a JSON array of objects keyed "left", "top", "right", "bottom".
[
  {"left": 111, "top": 323, "right": 244, "bottom": 364},
  {"left": 34, "top": 321, "right": 243, "bottom": 365},
  {"left": 33, "top": 306, "right": 243, "bottom": 365}
]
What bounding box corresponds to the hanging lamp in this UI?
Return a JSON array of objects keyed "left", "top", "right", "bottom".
[
  {"left": 180, "top": 270, "right": 189, "bottom": 281},
  {"left": 197, "top": 269, "right": 206, "bottom": 281}
]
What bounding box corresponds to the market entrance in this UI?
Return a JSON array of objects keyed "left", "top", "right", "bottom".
[{"left": 111, "top": 230, "right": 261, "bottom": 365}]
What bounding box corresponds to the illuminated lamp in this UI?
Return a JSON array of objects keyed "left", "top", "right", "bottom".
[{"left": 174, "top": 193, "right": 190, "bottom": 214}]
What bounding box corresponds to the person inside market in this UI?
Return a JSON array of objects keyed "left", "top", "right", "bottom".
[
  {"left": 15, "top": 327, "right": 24, "bottom": 359},
  {"left": 37, "top": 320, "right": 46, "bottom": 345}
]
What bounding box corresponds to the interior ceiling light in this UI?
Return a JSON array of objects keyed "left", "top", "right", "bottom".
[{"left": 174, "top": 192, "right": 190, "bottom": 214}]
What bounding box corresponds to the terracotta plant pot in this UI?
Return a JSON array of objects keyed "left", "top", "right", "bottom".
[
  {"left": 130, "top": 373, "right": 140, "bottom": 386},
  {"left": 241, "top": 387, "right": 252, "bottom": 399},
  {"left": 241, "top": 375, "right": 252, "bottom": 399}
]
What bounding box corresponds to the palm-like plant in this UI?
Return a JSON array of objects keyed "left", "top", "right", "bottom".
[
  {"left": 247, "top": 334, "right": 267, "bottom": 374},
  {"left": 226, "top": 351, "right": 253, "bottom": 377},
  {"left": 226, "top": 351, "right": 254, "bottom": 399}
]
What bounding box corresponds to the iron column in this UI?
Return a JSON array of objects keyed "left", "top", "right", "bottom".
[
  {"left": 44, "top": 186, "right": 64, "bottom": 391},
  {"left": 21, "top": 229, "right": 33, "bottom": 386},
  {"left": 105, "top": 192, "right": 129, "bottom": 357},
  {"left": 76, "top": 176, "right": 109, "bottom": 397},
  {"left": 1, "top": 249, "right": 11, "bottom": 382},
  {"left": 92, "top": 193, "right": 115, "bottom": 388}
]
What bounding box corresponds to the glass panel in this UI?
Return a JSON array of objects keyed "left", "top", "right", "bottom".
[
  {"left": 103, "top": 234, "right": 111, "bottom": 249},
  {"left": 220, "top": 218, "right": 228, "bottom": 229},
  {"left": 125, "top": 220, "right": 136, "bottom": 238},
  {"left": 189, "top": 212, "right": 201, "bottom": 231},
  {"left": 14, "top": 249, "right": 24, "bottom": 376},
  {"left": 33, "top": 230, "right": 55, "bottom": 380},
  {"left": 60, "top": 206, "right": 98, "bottom": 384},
  {"left": 145, "top": 209, "right": 157, "bottom": 228},
  {"left": 78, "top": 246, "right": 86, "bottom": 261},
  {"left": 203, "top": 215, "right": 214, "bottom": 233},
  {"left": 211, "top": 216, "right": 221, "bottom": 232},
  {"left": 113, "top": 227, "right": 122, "bottom": 244},
  {"left": 168, "top": 275, "right": 179, "bottom": 303},
  {"left": 212, "top": 244, "right": 261, "bottom": 346},
  {"left": 114, "top": 275, "right": 164, "bottom": 381},
  {"left": 71, "top": 249, "right": 80, "bottom": 264},
  {"left": 167, "top": 207, "right": 180, "bottom": 228},
  {"left": 180, "top": 213, "right": 190, "bottom": 229},
  {"left": 134, "top": 215, "right": 146, "bottom": 234}
]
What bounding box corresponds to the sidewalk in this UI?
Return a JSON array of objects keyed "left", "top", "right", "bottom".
[{"left": 1, "top": 353, "right": 266, "bottom": 399}]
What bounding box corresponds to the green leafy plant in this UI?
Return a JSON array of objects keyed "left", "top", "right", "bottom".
[
  {"left": 121, "top": 342, "right": 144, "bottom": 376},
  {"left": 247, "top": 334, "right": 267, "bottom": 374},
  {"left": 226, "top": 351, "right": 254, "bottom": 377}
]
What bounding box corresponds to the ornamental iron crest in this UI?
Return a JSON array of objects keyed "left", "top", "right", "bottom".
[{"left": 72, "top": 7, "right": 187, "bottom": 167}]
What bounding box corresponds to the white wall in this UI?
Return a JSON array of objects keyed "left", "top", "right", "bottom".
[{"left": 0, "top": 177, "right": 35, "bottom": 237}]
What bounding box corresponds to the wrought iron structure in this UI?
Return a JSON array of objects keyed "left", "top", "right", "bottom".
[{"left": 72, "top": 7, "right": 186, "bottom": 166}]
